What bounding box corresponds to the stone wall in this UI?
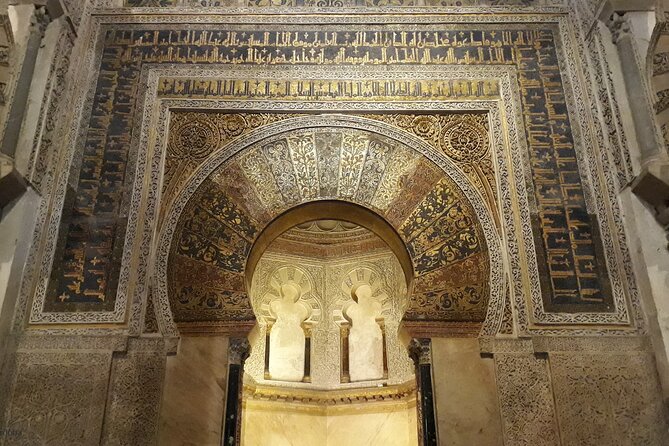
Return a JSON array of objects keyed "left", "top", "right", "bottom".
[
  {"left": 0, "top": 336, "right": 169, "bottom": 446},
  {"left": 0, "top": 333, "right": 666, "bottom": 445},
  {"left": 488, "top": 337, "right": 669, "bottom": 446},
  {"left": 158, "top": 336, "right": 229, "bottom": 445}
]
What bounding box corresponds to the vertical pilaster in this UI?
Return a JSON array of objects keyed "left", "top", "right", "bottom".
[{"left": 604, "top": 11, "right": 663, "bottom": 167}]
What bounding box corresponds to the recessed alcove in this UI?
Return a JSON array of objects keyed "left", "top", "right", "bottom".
[{"left": 242, "top": 219, "right": 418, "bottom": 446}]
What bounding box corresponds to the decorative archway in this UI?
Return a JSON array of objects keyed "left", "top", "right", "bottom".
[{"left": 154, "top": 115, "right": 503, "bottom": 337}]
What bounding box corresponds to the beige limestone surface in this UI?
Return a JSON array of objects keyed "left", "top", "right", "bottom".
[
  {"left": 346, "top": 283, "right": 384, "bottom": 382},
  {"left": 241, "top": 398, "right": 418, "bottom": 446},
  {"left": 431, "top": 337, "right": 503, "bottom": 446},
  {"left": 158, "top": 336, "right": 229, "bottom": 446}
]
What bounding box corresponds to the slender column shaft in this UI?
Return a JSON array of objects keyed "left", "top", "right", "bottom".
[
  {"left": 222, "top": 338, "right": 249, "bottom": 446},
  {"left": 409, "top": 338, "right": 438, "bottom": 446}
]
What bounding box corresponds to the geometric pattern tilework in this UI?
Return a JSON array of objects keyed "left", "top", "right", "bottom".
[
  {"left": 46, "top": 27, "right": 612, "bottom": 320},
  {"left": 170, "top": 125, "right": 489, "bottom": 325}
]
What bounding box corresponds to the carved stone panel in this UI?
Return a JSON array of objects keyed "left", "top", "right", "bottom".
[
  {"left": 101, "top": 340, "right": 167, "bottom": 446},
  {"left": 550, "top": 352, "right": 669, "bottom": 446},
  {"left": 1, "top": 351, "right": 111, "bottom": 446},
  {"left": 494, "top": 354, "right": 560, "bottom": 446}
]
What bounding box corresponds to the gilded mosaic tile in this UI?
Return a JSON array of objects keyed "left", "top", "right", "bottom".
[
  {"left": 170, "top": 255, "right": 250, "bottom": 321},
  {"left": 407, "top": 201, "right": 474, "bottom": 256},
  {"left": 367, "top": 112, "right": 498, "bottom": 220},
  {"left": 411, "top": 225, "right": 482, "bottom": 275},
  {"left": 371, "top": 146, "right": 421, "bottom": 212},
  {"left": 315, "top": 130, "right": 342, "bottom": 198},
  {"left": 413, "top": 252, "right": 489, "bottom": 294},
  {"left": 338, "top": 132, "right": 368, "bottom": 199},
  {"left": 196, "top": 180, "right": 258, "bottom": 241},
  {"left": 177, "top": 206, "right": 251, "bottom": 272},
  {"left": 406, "top": 282, "right": 490, "bottom": 321},
  {"left": 45, "top": 26, "right": 612, "bottom": 322},
  {"left": 356, "top": 138, "right": 395, "bottom": 205},
  {"left": 384, "top": 158, "right": 444, "bottom": 228},
  {"left": 164, "top": 112, "right": 299, "bottom": 219},
  {"left": 399, "top": 177, "right": 459, "bottom": 241},
  {"left": 210, "top": 162, "right": 272, "bottom": 227},
  {"left": 167, "top": 124, "right": 489, "bottom": 323},
  {"left": 288, "top": 133, "right": 320, "bottom": 200},
  {"left": 238, "top": 148, "right": 286, "bottom": 212},
  {"left": 157, "top": 77, "right": 502, "bottom": 102},
  {"left": 260, "top": 138, "right": 302, "bottom": 205}
]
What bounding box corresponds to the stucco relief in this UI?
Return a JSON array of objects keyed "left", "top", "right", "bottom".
[
  {"left": 550, "top": 352, "right": 669, "bottom": 445},
  {"left": 494, "top": 353, "right": 560, "bottom": 446},
  {"left": 1, "top": 351, "right": 111, "bottom": 446},
  {"left": 247, "top": 251, "right": 414, "bottom": 389},
  {"left": 268, "top": 283, "right": 311, "bottom": 382},
  {"left": 100, "top": 340, "right": 167, "bottom": 445},
  {"left": 346, "top": 283, "right": 384, "bottom": 382}
]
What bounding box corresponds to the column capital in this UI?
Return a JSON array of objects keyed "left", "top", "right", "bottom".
[
  {"left": 228, "top": 337, "right": 250, "bottom": 365},
  {"left": 408, "top": 338, "right": 432, "bottom": 367},
  {"left": 604, "top": 11, "right": 632, "bottom": 44},
  {"left": 29, "top": 5, "right": 50, "bottom": 36}
]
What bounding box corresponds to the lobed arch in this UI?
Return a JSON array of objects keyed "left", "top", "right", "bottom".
[{"left": 153, "top": 114, "right": 504, "bottom": 337}]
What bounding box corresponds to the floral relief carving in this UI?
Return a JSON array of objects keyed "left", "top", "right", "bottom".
[
  {"left": 101, "top": 343, "right": 166, "bottom": 445},
  {"left": 2, "top": 352, "right": 111, "bottom": 445},
  {"left": 550, "top": 352, "right": 669, "bottom": 446},
  {"left": 494, "top": 354, "right": 560, "bottom": 446}
]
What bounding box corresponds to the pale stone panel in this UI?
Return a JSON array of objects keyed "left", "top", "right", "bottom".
[
  {"left": 0, "top": 191, "right": 40, "bottom": 371},
  {"left": 494, "top": 353, "right": 559, "bottom": 446},
  {"left": 1, "top": 350, "right": 111, "bottom": 446},
  {"left": 326, "top": 403, "right": 418, "bottom": 446},
  {"left": 241, "top": 402, "right": 327, "bottom": 446},
  {"left": 431, "top": 338, "right": 503, "bottom": 446},
  {"left": 550, "top": 352, "right": 669, "bottom": 446},
  {"left": 241, "top": 399, "right": 417, "bottom": 446},
  {"left": 158, "top": 336, "right": 229, "bottom": 446},
  {"left": 346, "top": 284, "right": 384, "bottom": 382}
]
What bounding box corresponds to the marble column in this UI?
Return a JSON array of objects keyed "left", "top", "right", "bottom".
[
  {"left": 222, "top": 338, "right": 250, "bottom": 446},
  {"left": 409, "top": 338, "right": 438, "bottom": 446}
]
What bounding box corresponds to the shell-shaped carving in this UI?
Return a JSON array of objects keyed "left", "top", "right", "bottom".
[{"left": 253, "top": 265, "right": 322, "bottom": 326}]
